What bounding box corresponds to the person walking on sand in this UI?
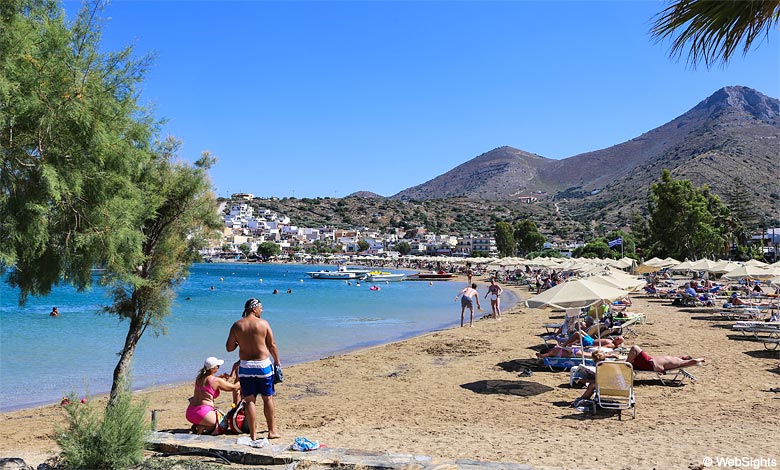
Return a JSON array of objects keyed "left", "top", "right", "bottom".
[
  {"left": 455, "top": 283, "right": 481, "bottom": 327},
  {"left": 484, "top": 279, "right": 504, "bottom": 320},
  {"left": 226, "top": 298, "right": 281, "bottom": 441}
]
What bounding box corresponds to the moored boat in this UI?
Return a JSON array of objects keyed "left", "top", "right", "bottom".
[
  {"left": 406, "top": 271, "right": 454, "bottom": 281},
  {"left": 306, "top": 265, "right": 371, "bottom": 280},
  {"left": 364, "top": 271, "right": 407, "bottom": 282}
]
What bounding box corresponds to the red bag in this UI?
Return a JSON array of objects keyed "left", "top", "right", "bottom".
[{"left": 226, "top": 400, "right": 250, "bottom": 434}]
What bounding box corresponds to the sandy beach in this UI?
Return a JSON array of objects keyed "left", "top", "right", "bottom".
[{"left": 2, "top": 277, "right": 779, "bottom": 469}]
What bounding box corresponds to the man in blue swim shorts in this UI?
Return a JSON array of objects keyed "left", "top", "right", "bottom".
[{"left": 226, "top": 298, "right": 282, "bottom": 440}]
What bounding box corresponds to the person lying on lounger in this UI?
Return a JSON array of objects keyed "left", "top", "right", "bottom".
[
  {"left": 624, "top": 345, "right": 705, "bottom": 373},
  {"left": 571, "top": 348, "right": 705, "bottom": 406},
  {"left": 536, "top": 345, "right": 616, "bottom": 359},
  {"left": 561, "top": 331, "right": 625, "bottom": 349}
]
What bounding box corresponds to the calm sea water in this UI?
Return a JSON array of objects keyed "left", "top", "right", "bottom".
[{"left": 0, "top": 263, "right": 515, "bottom": 411}]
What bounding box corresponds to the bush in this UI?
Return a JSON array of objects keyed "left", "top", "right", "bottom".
[{"left": 56, "top": 386, "right": 148, "bottom": 469}]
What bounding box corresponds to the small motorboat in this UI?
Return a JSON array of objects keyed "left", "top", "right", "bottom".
[
  {"left": 364, "top": 271, "right": 407, "bottom": 282},
  {"left": 406, "top": 271, "right": 454, "bottom": 281}
]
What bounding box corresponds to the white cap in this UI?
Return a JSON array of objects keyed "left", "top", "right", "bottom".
[{"left": 203, "top": 357, "right": 224, "bottom": 369}]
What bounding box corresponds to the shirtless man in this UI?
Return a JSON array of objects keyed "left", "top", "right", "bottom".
[
  {"left": 625, "top": 345, "right": 704, "bottom": 373},
  {"left": 572, "top": 348, "right": 705, "bottom": 406},
  {"left": 226, "top": 298, "right": 281, "bottom": 440},
  {"left": 455, "top": 283, "right": 481, "bottom": 327}
]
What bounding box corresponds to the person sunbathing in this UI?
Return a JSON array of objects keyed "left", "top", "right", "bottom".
[
  {"left": 561, "top": 331, "right": 624, "bottom": 349},
  {"left": 536, "top": 345, "right": 616, "bottom": 360},
  {"left": 571, "top": 348, "right": 704, "bottom": 406},
  {"left": 625, "top": 345, "right": 705, "bottom": 373}
]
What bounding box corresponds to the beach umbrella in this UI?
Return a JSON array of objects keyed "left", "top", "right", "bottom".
[
  {"left": 710, "top": 260, "right": 740, "bottom": 274},
  {"left": 601, "top": 268, "right": 646, "bottom": 291},
  {"left": 525, "top": 278, "right": 630, "bottom": 309},
  {"left": 643, "top": 257, "right": 666, "bottom": 267},
  {"left": 671, "top": 260, "right": 694, "bottom": 271},
  {"left": 722, "top": 265, "right": 774, "bottom": 280},
  {"left": 636, "top": 263, "right": 663, "bottom": 274},
  {"left": 744, "top": 259, "right": 769, "bottom": 268},
  {"left": 689, "top": 259, "right": 720, "bottom": 272}
]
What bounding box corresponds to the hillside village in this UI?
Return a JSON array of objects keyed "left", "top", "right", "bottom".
[
  {"left": 209, "top": 192, "right": 780, "bottom": 263},
  {"left": 206, "top": 195, "right": 503, "bottom": 260}
]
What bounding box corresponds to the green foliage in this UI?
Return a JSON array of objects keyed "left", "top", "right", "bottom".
[
  {"left": 238, "top": 243, "right": 251, "bottom": 256},
  {"left": 646, "top": 170, "right": 727, "bottom": 260},
  {"left": 357, "top": 240, "right": 370, "bottom": 252},
  {"left": 573, "top": 239, "right": 612, "bottom": 258},
  {"left": 57, "top": 388, "right": 148, "bottom": 469},
  {"left": 396, "top": 241, "right": 412, "bottom": 255},
  {"left": 514, "top": 219, "right": 545, "bottom": 256},
  {"left": 257, "top": 241, "right": 282, "bottom": 258},
  {"left": 494, "top": 221, "right": 516, "bottom": 257},
  {"left": 1, "top": 2, "right": 221, "bottom": 406},
  {"left": 1, "top": 0, "right": 155, "bottom": 301},
  {"left": 526, "top": 248, "right": 564, "bottom": 259}
]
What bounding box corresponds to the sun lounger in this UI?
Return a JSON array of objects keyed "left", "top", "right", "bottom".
[
  {"left": 733, "top": 325, "right": 780, "bottom": 340},
  {"left": 720, "top": 307, "right": 766, "bottom": 320},
  {"left": 592, "top": 361, "right": 636, "bottom": 420},
  {"left": 543, "top": 356, "right": 594, "bottom": 371},
  {"left": 732, "top": 322, "right": 780, "bottom": 337},
  {"left": 762, "top": 338, "right": 780, "bottom": 351},
  {"left": 633, "top": 368, "right": 696, "bottom": 387}
]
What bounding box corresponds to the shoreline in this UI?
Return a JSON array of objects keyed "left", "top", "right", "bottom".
[
  {"left": 4, "top": 280, "right": 777, "bottom": 469},
  {"left": 2, "top": 277, "right": 520, "bottom": 414}
]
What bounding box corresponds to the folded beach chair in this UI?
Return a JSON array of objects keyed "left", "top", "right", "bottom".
[{"left": 592, "top": 361, "right": 636, "bottom": 420}]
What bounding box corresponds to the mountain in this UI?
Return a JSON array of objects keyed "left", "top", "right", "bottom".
[
  {"left": 393, "top": 147, "right": 553, "bottom": 201},
  {"left": 391, "top": 86, "right": 780, "bottom": 223}
]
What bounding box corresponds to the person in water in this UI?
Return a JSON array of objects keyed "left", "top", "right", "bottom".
[{"left": 50, "top": 307, "right": 59, "bottom": 317}]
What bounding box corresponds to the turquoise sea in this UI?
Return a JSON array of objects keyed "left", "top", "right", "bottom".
[{"left": 0, "top": 263, "right": 516, "bottom": 412}]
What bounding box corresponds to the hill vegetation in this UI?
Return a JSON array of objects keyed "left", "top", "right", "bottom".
[{"left": 234, "top": 86, "right": 779, "bottom": 240}]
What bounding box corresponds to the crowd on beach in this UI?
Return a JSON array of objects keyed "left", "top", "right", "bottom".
[
  {"left": 526, "top": 264, "right": 778, "bottom": 414},
  {"left": 183, "top": 256, "right": 779, "bottom": 439}
]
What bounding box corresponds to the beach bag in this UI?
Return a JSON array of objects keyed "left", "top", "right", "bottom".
[{"left": 225, "top": 401, "right": 250, "bottom": 434}]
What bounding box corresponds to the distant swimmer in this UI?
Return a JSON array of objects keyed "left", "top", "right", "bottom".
[
  {"left": 185, "top": 297, "right": 192, "bottom": 301},
  {"left": 370, "top": 286, "right": 380, "bottom": 291},
  {"left": 50, "top": 307, "right": 59, "bottom": 317},
  {"left": 287, "top": 288, "right": 292, "bottom": 294},
  {"left": 210, "top": 285, "right": 215, "bottom": 291},
  {"left": 273, "top": 289, "right": 279, "bottom": 295}
]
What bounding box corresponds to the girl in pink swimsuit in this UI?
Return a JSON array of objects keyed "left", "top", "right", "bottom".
[{"left": 186, "top": 356, "right": 241, "bottom": 435}]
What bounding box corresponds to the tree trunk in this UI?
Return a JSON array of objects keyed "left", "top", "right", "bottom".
[{"left": 108, "top": 312, "right": 146, "bottom": 407}]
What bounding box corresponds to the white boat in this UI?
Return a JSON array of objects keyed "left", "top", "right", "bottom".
[
  {"left": 364, "top": 271, "right": 407, "bottom": 282},
  {"left": 306, "top": 265, "right": 370, "bottom": 280}
]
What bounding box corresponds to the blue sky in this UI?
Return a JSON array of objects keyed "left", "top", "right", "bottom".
[{"left": 67, "top": 1, "right": 779, "bottom": 199}]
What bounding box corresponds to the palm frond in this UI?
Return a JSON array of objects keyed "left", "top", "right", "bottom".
[{"left": 651, "top": 0, "right": 780, "bottom": 69}]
